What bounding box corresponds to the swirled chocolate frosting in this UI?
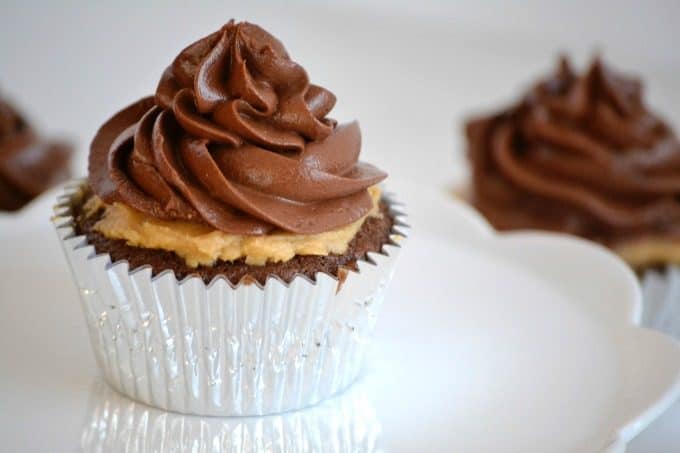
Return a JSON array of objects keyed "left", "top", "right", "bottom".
[
  {"left": 467, "top": 57, "right": 680, "bottom": 245},
  {"left": 0, "top": 96, "right": 71, "bottom": 211},
  {"left": 90, "top": 20, "right": 386, "bottom": 235}
]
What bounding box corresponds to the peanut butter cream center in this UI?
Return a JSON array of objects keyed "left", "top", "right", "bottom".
[{"left": 87, "top": 186, "right": 382, "bottom": 267}]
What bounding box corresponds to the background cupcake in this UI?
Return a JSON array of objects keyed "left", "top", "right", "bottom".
[
  {"left": 54, "top": 20, "right": 406, "bottom": 416},
  {"left": 465, "top": 56, "right": 680, "bottom": 335},
  {"left": 0, "top": 92, "right": 71, "bottom": 211}
]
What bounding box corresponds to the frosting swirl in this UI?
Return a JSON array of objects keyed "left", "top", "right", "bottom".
[
  {"left": 0, "top": 95, "right": 71, "bottom": 211},
  {"left": 467, "top": 57, "right": 680, "bottom": 244},
  {"left": 90, "top": 20, "right": 386, "bottom": 235}
]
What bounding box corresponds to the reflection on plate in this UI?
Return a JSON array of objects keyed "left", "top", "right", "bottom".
[{"left": 80, "top": 379, "right": 380, "bottom": 453}]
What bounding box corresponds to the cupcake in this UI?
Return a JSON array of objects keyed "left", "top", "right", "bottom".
[
  {"left": 465, "top": 56, "right": 680, "bottom": 333},
  {"left": 0, "top": 93, "right": 71, "bottom": 211},
  {"left": 53, "top": 20, "right": 406, "bottom": 416}
]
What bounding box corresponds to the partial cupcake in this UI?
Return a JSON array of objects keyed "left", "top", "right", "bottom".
[
  {"left": 54, "top": 20, "right": 406, "bottom": 416},
  {"left": 466, "top": 56, "right": 680, "bottom": 270},
  {"left": 0, "top": 94, "right": 71, "bottom": 211}
]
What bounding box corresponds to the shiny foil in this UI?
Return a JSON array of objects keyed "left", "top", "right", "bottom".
[
  {"left": 81, "top": 380, "right": 381, "bottom": 452},
  {"left": 53, "top": 181, "right": 407, "bottom": 416},
  {"left": 641, "top": 266, "right": 680, "bottom": 338}
]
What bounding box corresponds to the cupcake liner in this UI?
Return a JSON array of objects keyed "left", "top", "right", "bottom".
[
  {"left": 53, "top": 180, "right": 407, "bottom": 416},
  {"left": 641, "top": 265, "right": 680, "bottom": 337},
  {"left": 80, "top": 379, "right": 381, "bottom": 452}
]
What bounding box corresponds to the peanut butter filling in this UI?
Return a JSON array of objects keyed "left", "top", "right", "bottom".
[
  {"left": 85, "top": 186, "right": 382, "bottom": 267},
  {"left": 614, "top": 239, "right": 680, "bottom": 270}
]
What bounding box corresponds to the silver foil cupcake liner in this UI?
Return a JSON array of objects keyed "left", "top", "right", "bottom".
[
  {"left": 80, "top": 379, "right": 381, "bottom": 452},
  {"left": 53, "top": 180, "right": 407, "bottom": 416},
  {"left": 641, "top": 265, "right": 680, "bottom": 337}
]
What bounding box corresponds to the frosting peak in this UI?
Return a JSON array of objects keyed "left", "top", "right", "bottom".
[
  {"left": 467, "top": 56, "right": 680, "bottom": 245},
  {"left": 90, "top": 20, "right": 385, "bottom": 235},
  {"left": 156, "top": 21, "right": 336, "bottom": 150}
]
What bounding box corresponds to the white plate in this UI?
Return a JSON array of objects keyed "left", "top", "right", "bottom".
[{"left": 0, "top": 184, "right": 679, "bottom": 453}]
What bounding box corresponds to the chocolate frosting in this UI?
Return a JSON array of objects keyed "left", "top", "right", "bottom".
[
  {"left": 467, "top": 57, "right": 680, "bottom": 244},
  {"left": 0, "top": 96, "right": 71, "bottom": 211},
  {"left": 90, "top": 20, "right": 386, "bottom": 235}
]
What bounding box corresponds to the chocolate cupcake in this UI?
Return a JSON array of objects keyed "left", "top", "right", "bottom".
[
  {"left": 0, "top": 94, "right": 71, "bottom": 211},
  {"left": 466, "top": 56, "right": 680, "bottom": 270},
  {"left": 465, "top": 56, "right": 680, "bottom": 338},
  {"left": 53, "top": 21, "right": 406, "bottom": 416}
]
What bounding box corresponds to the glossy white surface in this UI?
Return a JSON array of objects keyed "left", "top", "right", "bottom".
[
  {"left": 1, "top": 1, "right": 680, "bottom": 451},
  {"left": 1, "top": 184, "right": 679, "bottom": 452}
]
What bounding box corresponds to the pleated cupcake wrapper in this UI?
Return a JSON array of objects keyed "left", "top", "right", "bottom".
[
  {"left": 641, "top": 266, "right": 680, "bottom": 337},
  {"left": 81, "top": 379, "right": 381, "bottom": 452},
  {"left": 53, "top": 182, "right": 407, "bottom": 415},
  {"left": 53, "top": 180, "right": 408, "bottom": 416}
]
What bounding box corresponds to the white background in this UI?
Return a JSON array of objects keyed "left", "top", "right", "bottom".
[{"left": 1, "top": 1, "right": 679, "bottom": 451}]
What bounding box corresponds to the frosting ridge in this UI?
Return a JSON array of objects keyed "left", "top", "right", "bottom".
[
  {"left": 467, "top": 57, "right": 680, "bottom": 244},
  {"left": 90, "top": 20, "right": 386, "bottom": 235}
]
